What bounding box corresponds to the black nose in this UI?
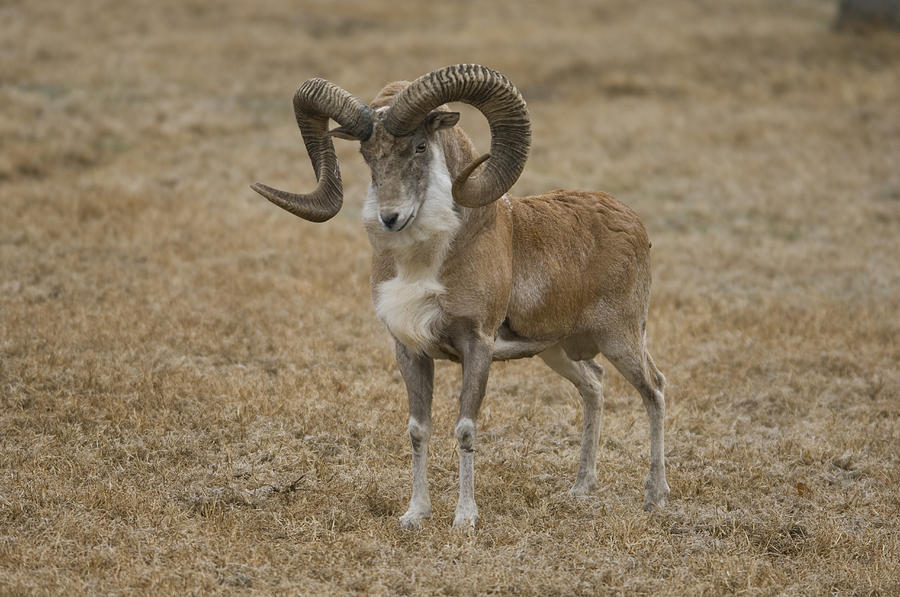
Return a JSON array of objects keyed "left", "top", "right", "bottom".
[{"left": 380, "top": 212, "right": 400, "bottom": 229}]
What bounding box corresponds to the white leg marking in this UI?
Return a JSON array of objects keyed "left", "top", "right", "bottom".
[
  {"left": 400, "top": 417, "right": 432, "bottom": 529},
  {"left": 643, "top": 388, "right": 669, "bottom": 510},
  {"left": 571, "top": 360, "right": 603, "bottom": 497},
  {"left": 571, "top": 390, "right": 602, "bottom": 496},
  {"left": 453, "top": 418, "right": 478, "bottom": 529},
  {"left": 538, "top": 347, "right": 603, "bottom": 497}
]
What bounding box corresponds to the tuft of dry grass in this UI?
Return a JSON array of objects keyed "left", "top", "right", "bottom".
[{"left": 2, "top": 0, "right": 899, "bottom": 594}]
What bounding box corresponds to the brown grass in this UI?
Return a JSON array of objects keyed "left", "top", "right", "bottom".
[{"left": 2, "top": 0, "right": 899, "bottom": 594}]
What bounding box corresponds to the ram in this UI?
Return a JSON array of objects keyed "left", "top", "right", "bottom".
[{"left": 252, "top": 64, "right": 669, "bottom": 529}]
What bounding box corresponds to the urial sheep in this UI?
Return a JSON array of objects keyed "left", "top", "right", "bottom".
[{"left": 252, "top": 64, "right": 669, "bottom": 529}]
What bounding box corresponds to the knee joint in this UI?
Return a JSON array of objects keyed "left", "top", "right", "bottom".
[
  {"left": 408, "top": 418, "right": 431, "bottom": 451},
  {"left": 454, "top": 418, "right": 476, "bottom": 452},
  {"left": 579, "top": 361, "right": 605, "bottom": 397},
  {"left": 586, "top": 360, "right": 605, "bottom": 382},
  {"left": 654, "top": 371, "right": 667, "bottom": 393},
  {"left": 643, "top": 389, "right": 665, "bottom": 412}
]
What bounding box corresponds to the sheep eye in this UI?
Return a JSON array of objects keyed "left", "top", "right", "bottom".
[{"left": 415, "top": 142, "right": 427, "bottom": 154}]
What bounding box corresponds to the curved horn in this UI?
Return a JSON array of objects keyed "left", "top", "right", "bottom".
[
  {"left": 383, "top": 64, "right": 531, "bottom": 208},
  {"left": 250, "top": 78, "right": 373, "bottom": 222}
]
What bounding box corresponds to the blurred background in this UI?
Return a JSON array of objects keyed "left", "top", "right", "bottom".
[{"left": 2, "top": 0, "right": 898, "bottom": 594}]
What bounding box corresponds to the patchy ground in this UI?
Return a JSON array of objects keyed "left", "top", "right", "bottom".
[{"left": 1, "top": 0, "right": 898, "bottom": 594}]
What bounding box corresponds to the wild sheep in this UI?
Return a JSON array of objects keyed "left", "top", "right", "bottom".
[{"left": 251, "top": 64, "right": 669, "bottom": 529}]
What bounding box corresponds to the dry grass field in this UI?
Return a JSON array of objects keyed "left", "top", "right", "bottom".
[{"left": 2, "top": 0, "right": 899, "bottom": 594}]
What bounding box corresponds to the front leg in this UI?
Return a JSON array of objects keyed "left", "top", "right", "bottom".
[
  {"left": 453, "top": 335, "right": 493, "bottom": 529},
  {"left": 395, "top": 341, "right": 435, "bottom": 530}
]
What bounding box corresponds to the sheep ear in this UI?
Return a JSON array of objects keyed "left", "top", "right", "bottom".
[
  {"left": 328, "top": 126, "right": 361, "bottom": 140},
  {"left": 424, "top": 111, "right": 460, "bottom": 134}
]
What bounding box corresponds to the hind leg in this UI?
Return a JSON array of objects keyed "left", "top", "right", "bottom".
[
  {"left": 538, "top": 345, "right": 605, "bottom": 497},
  {"left": 604, "top": 341, "right": 669, "bottom": 510}
]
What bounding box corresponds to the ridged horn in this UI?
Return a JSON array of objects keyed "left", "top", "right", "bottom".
[
  {"left": 250, "top": 78, "right": 373, "bottom": 222},
  {"left": 383, "top": 64, "right": 531, "bottom": 208}
]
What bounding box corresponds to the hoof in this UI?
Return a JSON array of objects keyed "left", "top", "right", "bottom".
[
  {"left": 569, "top": 477, "right": 598, "bottom": 497},
  {"left": 452, "top": 515, "right": 477, "bottom": 531},
  {"left": 399, "top": 510, "right": 430, "bottom": 530},
  {"left": 452, "top": 505, "right": 478, "bottom": 530},
  {"left": 643, "top": 480, "right": 670, "bottom": 511},
  {"left": 642, "top": 497, "right": 667, "bottom": 511}
]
